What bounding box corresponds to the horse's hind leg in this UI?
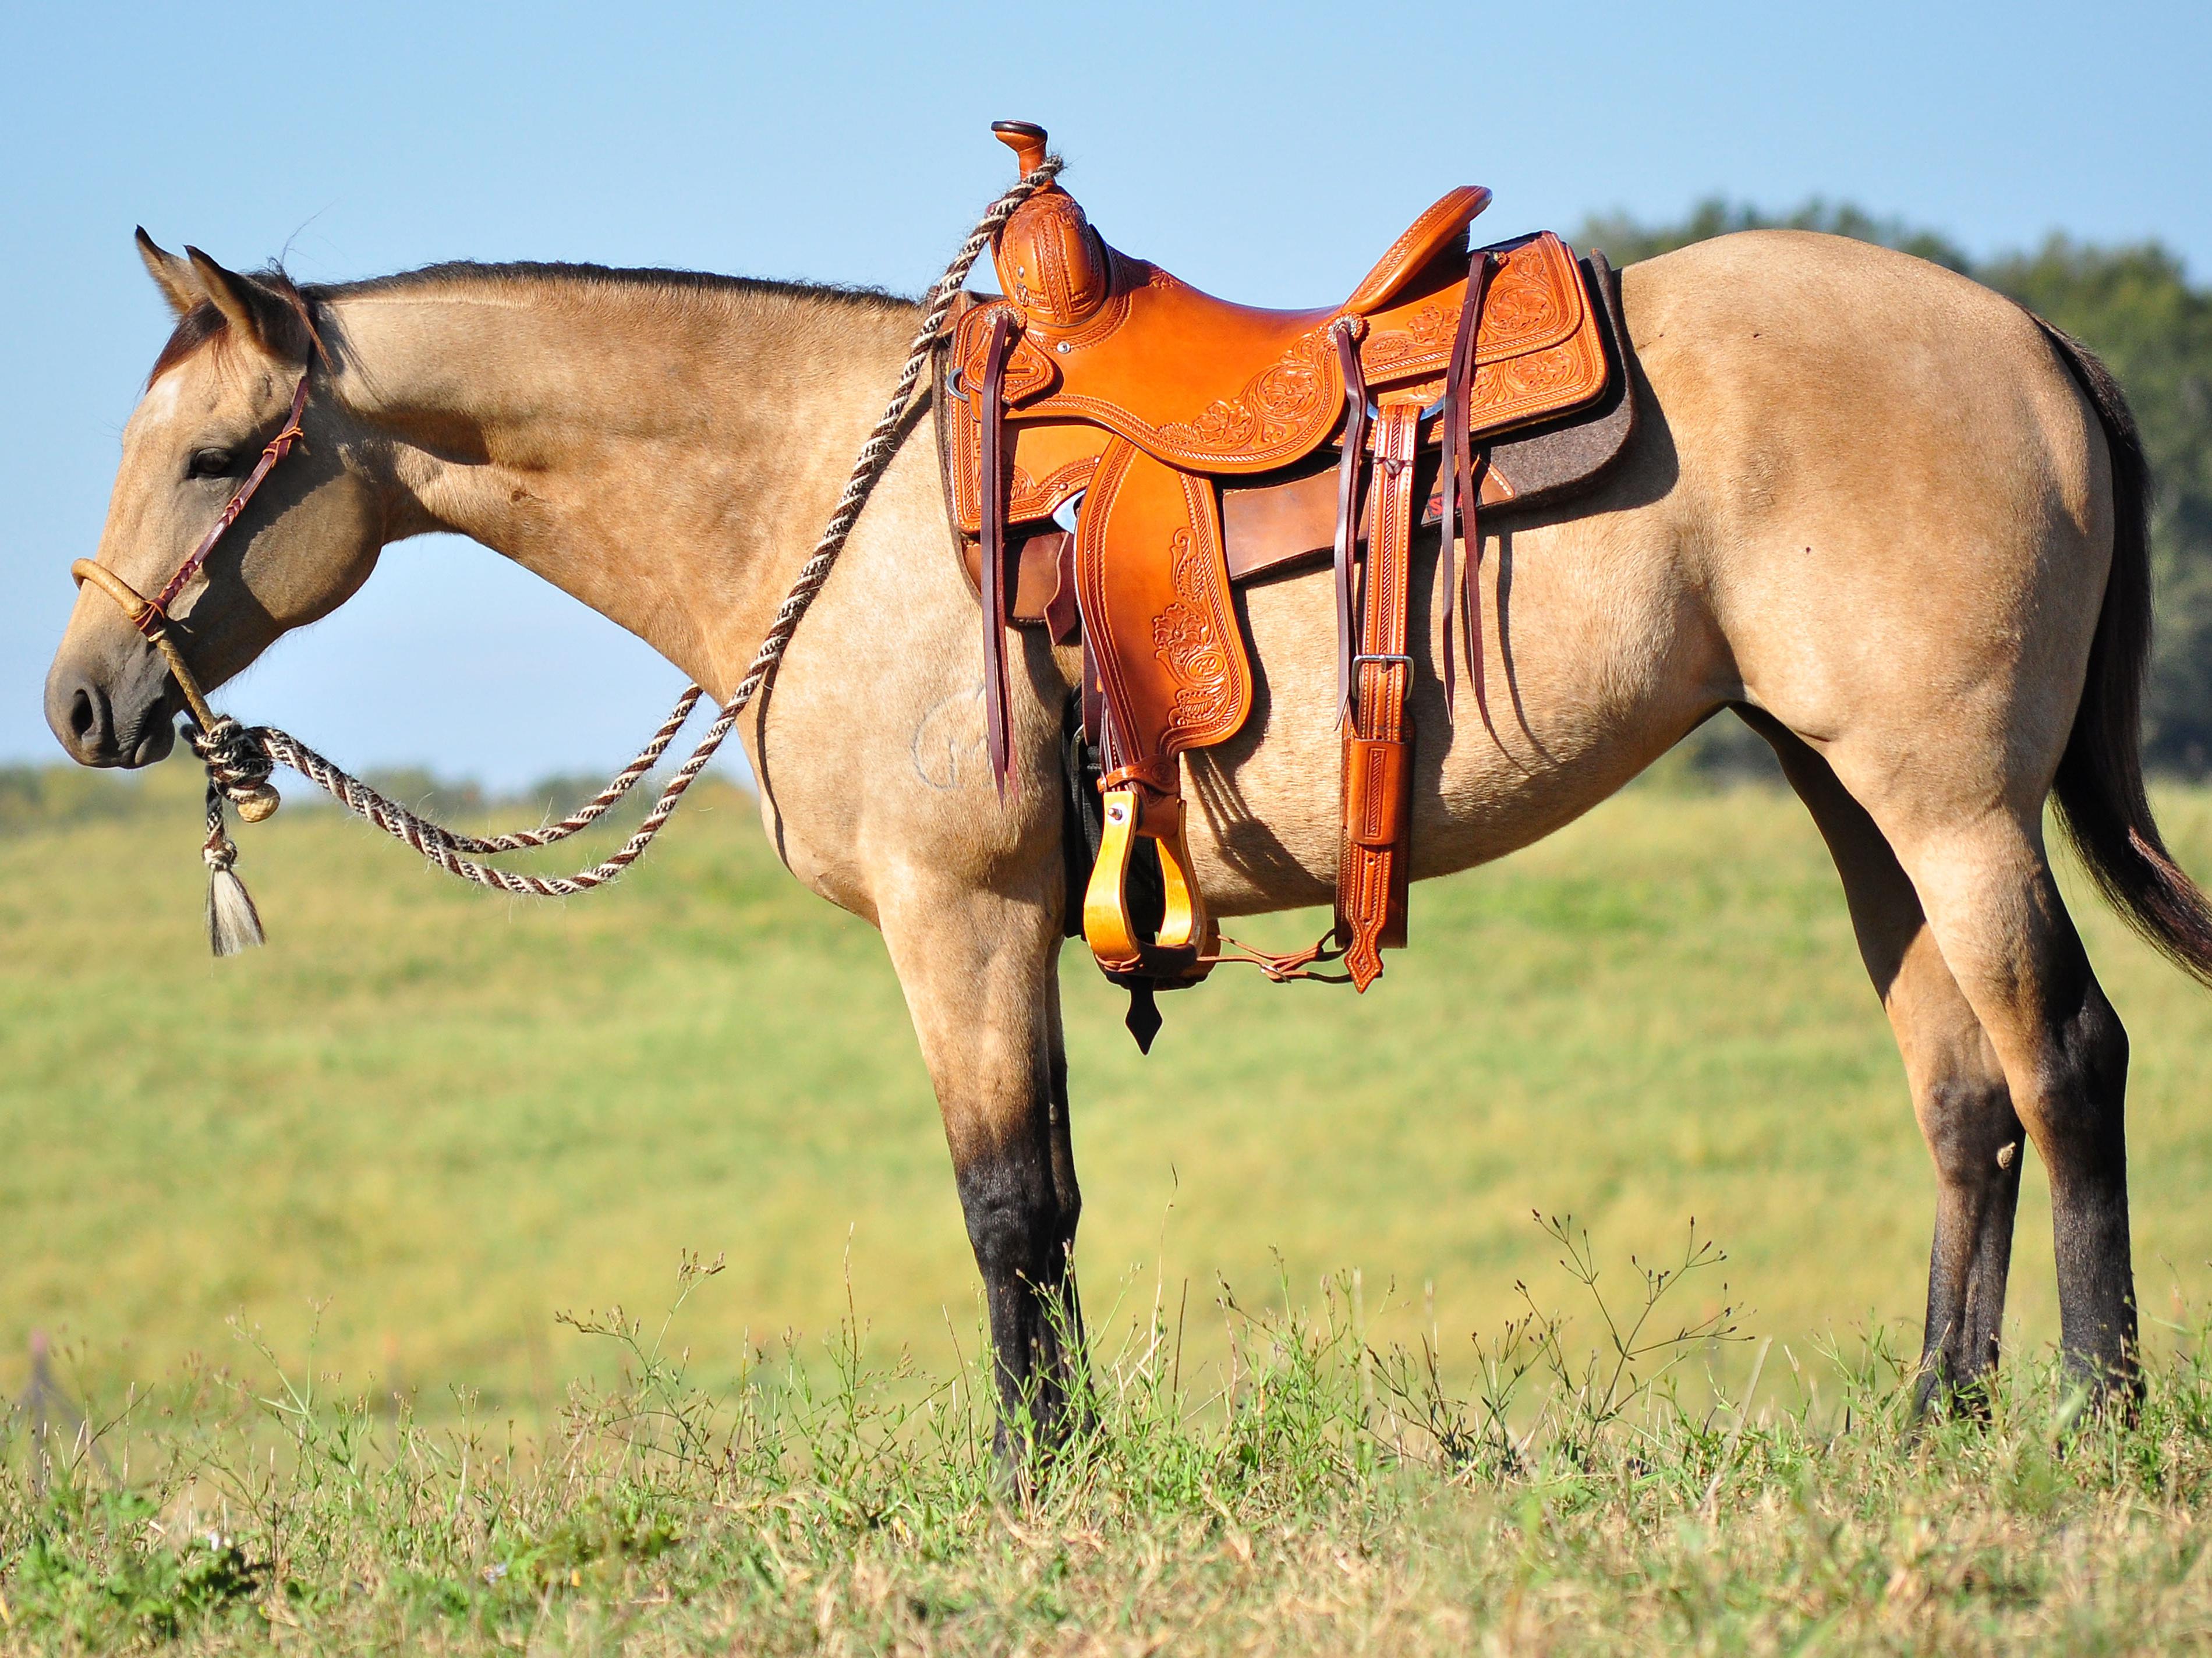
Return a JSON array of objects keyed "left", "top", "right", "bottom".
[
  {"left": 1747, "top": 713, "right": 2025, "bottom": 1410},
  {"left": 1878, "top": 806, "right": 2137, "bottom": 1396}
]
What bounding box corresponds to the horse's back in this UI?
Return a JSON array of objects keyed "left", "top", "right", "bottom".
[
  {"left": 1187, "top": 229, "right": 2117, "bottom": 912},
  {"left": 1622, "top": 229, "right": 2104, "bottom": 540}
]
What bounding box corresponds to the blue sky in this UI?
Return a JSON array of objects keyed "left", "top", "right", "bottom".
[{"left": 6, "top": 0, "right": 2206, "bottom": 788}]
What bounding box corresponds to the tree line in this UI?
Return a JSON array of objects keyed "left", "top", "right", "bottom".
[{"left": 1581, "top": 201, "right": 2212, "bottom": 774}]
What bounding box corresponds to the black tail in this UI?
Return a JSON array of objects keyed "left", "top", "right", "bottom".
[{"left": 2039, "top": 316, "right": 2212, "bottom": 984}]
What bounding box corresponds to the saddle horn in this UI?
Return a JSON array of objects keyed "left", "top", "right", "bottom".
[{"left": 992, "top": 119, "right": 1049, "bottom": 177}]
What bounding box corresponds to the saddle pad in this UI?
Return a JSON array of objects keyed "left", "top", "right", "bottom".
[{"left": 944, "top": 232, "right": 1606, "bottom": 537}]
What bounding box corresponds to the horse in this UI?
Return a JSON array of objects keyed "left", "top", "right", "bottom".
[{"left": 47, "top": 221, "right": 2212, "bottom": 1458}]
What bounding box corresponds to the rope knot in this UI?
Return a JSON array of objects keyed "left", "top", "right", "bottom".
[{"left": 187, "top": 716, "right": 281, "bottom": 822}]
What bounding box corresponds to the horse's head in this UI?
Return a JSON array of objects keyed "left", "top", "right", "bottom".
[{"left": 46, "top": 235, "right": 385, "bottom": 767}]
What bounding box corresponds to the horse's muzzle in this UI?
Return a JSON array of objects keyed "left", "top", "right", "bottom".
[{"left": 45, "top": 645, "right": 177, "bottom": 768}]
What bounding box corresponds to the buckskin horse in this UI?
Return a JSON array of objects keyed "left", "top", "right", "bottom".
[{"left": 45, "top": 128, "right": 2212, "bottom": 1459}]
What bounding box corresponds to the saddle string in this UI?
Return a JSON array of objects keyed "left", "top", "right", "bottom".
[
  {"left": 1329, "top": 319, "right": 1370, "bottom": 727},
  {"left": 151, "top": 156, "right": 1066, "bottom": 946},
  {"left": 1436, "top": 250, "right": 1495, "bottom": 715}
]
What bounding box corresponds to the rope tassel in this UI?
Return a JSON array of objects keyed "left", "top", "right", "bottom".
[{"left": 202, "top": 793, "right": 264, "bottom": 957}]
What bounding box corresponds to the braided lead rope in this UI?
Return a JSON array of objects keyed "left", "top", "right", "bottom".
[
  {"left": 197, "top": 157, "right": 1061, "bottom": 899},
  {"left": 391, "top": 686, "right": 702, "bottom": 856}
]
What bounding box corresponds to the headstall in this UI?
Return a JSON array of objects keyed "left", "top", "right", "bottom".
[{"left": 70, "top": 369, "right": 313, "bottom": 824}]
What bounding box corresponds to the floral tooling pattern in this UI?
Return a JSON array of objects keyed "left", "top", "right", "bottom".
[{"left": 1151, "top": 527, "right": 1239, "bottom": 736}]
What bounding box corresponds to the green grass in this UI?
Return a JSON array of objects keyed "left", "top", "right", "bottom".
[
  {"left": 8, "top": 760, "right": 2212, "bottom": 1404},
  {"left": 6, "top": 761, "right": 2212, "bottom": 1649},
  {"left": 7, "top": 1231, "right": 2212, "bottom": 1652}
]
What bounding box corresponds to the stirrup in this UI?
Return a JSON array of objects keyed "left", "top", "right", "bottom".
[{"left": 1082, "top": 786, "right": 1215, "bottom": 985}]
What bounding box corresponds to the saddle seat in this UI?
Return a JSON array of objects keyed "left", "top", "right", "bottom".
[
  {"left": 973, "top": 127, "right": 1491, "bottom": 475},
  {"left": 944, "top": 122, "right": 1624, "bottom": 1020}
]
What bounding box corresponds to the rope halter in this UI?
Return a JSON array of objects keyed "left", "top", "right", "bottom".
[{"left": 69, "top": 157, "right": 1066, "bottom": 954}]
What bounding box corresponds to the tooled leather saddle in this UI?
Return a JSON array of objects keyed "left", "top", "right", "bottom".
[{"left": 937, "top": 122, "right": 1634, "bottom": 1028}]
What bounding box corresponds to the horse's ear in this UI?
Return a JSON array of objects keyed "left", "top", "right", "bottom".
[
  {"left": 136, "top": 228, "right": 201, "bottom": 317},
  {"left": 183, "top": 246, "right": 295, "bottom": 356}
]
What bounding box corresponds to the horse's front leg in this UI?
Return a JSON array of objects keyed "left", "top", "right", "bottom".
[{"left": 879, "top": 876, "right": 1084, "bottom": 1471}]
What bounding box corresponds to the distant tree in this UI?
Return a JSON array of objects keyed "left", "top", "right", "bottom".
[
  {"left": 1580, "top": 197, "right": 1972, "bottom": 274},
  {"left": 1581, "top": 201, "right": 2212, "bottom": 774}
]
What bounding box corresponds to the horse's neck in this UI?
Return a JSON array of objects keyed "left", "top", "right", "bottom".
[{"left": 324, "top": 281, "right": 919, "bottom": 695}]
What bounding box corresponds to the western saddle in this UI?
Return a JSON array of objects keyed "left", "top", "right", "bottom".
[{"left": 939, "top": 122, "right": 1632, "bottom": 1037}]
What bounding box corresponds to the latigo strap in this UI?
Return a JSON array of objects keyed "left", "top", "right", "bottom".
[
  {"left": 1336, "top": 398, "right": 1424, "bottom": 990},
  {"left": 976, "top": 310, "right": 1019, "bottom": 792},
  {"left": 1331, "top": 319, "right": 1372, "bottom": 724}
]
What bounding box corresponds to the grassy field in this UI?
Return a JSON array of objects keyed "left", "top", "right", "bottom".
[
  {"left": 10, "top": 1250, "right": 2212, "bottom": 1654},
  {"left": 8, "top": 758, "right": 2212, "bottom": 1406},
  {"left": 6, "top": 759, "right": 2212, "bottom": 1649}
]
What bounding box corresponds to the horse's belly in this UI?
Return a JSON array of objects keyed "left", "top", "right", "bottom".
[{"left": 1183, "top": 513, "right": 1723, "bottom": 918}]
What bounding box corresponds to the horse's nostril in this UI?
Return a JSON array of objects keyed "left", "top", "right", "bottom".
[{"left": 47, "top": 669, "right": 122, "bottom": 764}]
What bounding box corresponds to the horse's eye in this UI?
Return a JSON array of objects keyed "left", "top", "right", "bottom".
[{"left": 186, "top": 448, "right": 236, "bottom": 480}]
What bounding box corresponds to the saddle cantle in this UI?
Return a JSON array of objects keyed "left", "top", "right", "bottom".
[{"left": 940, "top": 122, "right": 1633, "bottom": 1025}]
